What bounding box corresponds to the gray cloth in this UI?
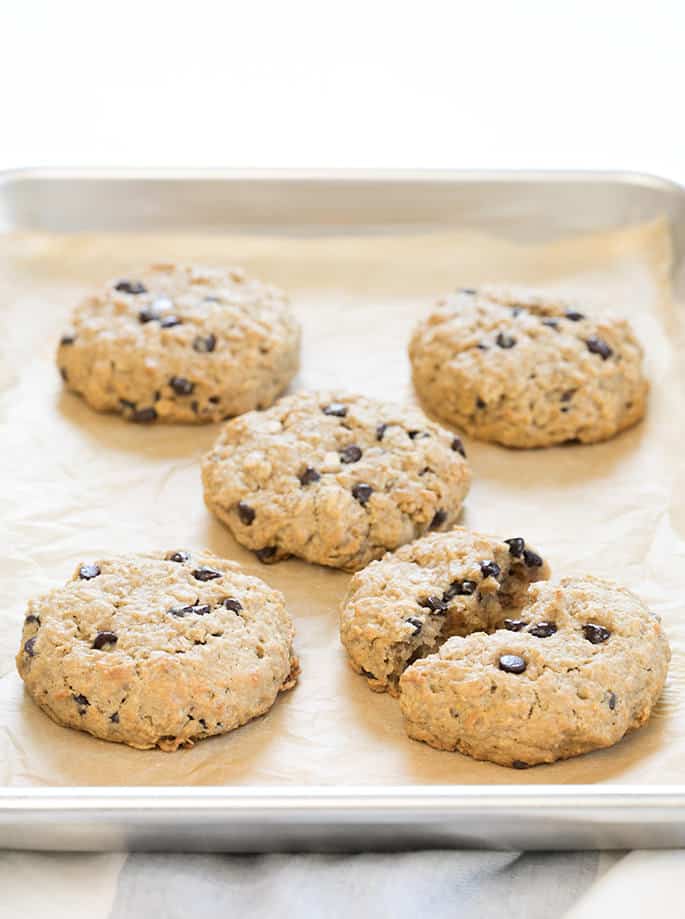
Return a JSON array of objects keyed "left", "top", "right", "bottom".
[{"left": 110, "top": 851, "right": 602, "bottom": 918}]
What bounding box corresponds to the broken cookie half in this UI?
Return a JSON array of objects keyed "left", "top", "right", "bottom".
[{"left": 340, "top": 528, "right": 670, "bottom": 767}]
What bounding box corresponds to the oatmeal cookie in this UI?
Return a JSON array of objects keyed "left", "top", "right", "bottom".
[
  {"left": 202, "top": 391, "right": 471, "bottom": 570},
  {"left": 16, "top": 550, "right": 298, "bottom": 750},
  {"left": 57, "top": 264, "right": 300, "bottom": 423},
  {"left": 400, "top": 575, "right": 669, "bottom": 766},
  {"left": 340, "top": 527, "right": 550, "bottom": 694},
  {"left": 409, "top": 286, "right": 648, "bottom": 447}
]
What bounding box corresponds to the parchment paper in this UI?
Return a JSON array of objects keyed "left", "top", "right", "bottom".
[{"left": 0, "top": 219, "right": 683, "bottom": 787}]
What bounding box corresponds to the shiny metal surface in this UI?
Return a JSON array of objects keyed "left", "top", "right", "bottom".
[
  {"left": 1, "top": 169, "right": 684, "bottom": 257},
  {"left": 1, "top": 786, "right": 685, "bottom": 852},
  {"left": 1, "top": 168, "right": 683, "bottom": 851}
]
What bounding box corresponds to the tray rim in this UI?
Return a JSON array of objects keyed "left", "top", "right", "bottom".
[
  {"left": 1, "top": 164, "right": 684, "bottom": 192},
  {"left": 1, "top": 784, "right": 685, "bottom": 808}
]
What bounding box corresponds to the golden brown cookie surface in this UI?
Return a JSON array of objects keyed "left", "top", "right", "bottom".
[
  {"left": 17, "top": 550, "right": 298, "bottom": 750},
  {"left": 410, "top": 287, "right": 648, "bottom": 448}
]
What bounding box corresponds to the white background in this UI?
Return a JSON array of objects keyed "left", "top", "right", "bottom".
[{"left": 1, "top": 0, "right": 684, "bottom": 178}]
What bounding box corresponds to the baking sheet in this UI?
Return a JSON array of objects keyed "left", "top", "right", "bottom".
[{"left": 0, "top": 219, "right": 683, "bottom": 788}]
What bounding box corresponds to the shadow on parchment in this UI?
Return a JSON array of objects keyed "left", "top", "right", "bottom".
[
  {"left": 339, "top": 658, "right": 671, "bottom": 787},
  {"left": 56, "top": 388, "right": 221, "bottom": 460},
  {"left": 417, "top": 393, "right": 650, "bottom": 492},
  {"left": 7, "top": 670, "right": 298, "bottom": 788}
]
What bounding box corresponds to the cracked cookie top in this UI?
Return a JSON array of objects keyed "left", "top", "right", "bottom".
[
  {"left": 201, "top": 391, "right": 472, "bottom": 571},
  {"left": 340, "top": 527, "right": 550, "bottom": 694}
]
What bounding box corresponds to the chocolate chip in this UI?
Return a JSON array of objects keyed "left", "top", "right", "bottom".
[
  {"left": 193, "top": 334, "right": 217, "bottom": 353},
  {"left": 541, "top": 318, "right": 559, "bottom": 330},
  {"left": 138, "top": 307, "right": 160, "bottom": 323},
  {"left": 522, "top": 549, "right": 543, "bottom": 568},
  {"left": 191, "top": 400, "right": 199, "bottom": 414},
  {"left": 406, "top": 616, "right": 423, "bottom": 635},
  {"left": 92, "top": 631, "right": 118, "bottom": 650},
  {"left": 169, "top": 604, "right": 212, "bottom": 617},
  {"left": 430, "top": 509, "right": 447, "bottom": 529},
  {"left": 512, "top": 308, "right": 522, "bottom": 318},
  {"left": 159, "top": 315, "right": 182, "bottom": 329},
  {"left": 73, "top": 693, "right": 90, "bottom": 707},
  {"left": 451, "top": 436, "right": 466, "bottom": 457},
  {"left": 192, "top": 567, "right": 222, "bottom": 582},
  {"left": 561, "top": 390, "right": 575, "bottom": 403},
  {"left": 496, "top": 332, "right": 516, "bottom": 349},
  {"left": 79, "top": 564, "right": 101, "bottom": 580},
  {"left": 608, "top": 692, "right": 617, "bottom": 710},
  {"left": 476, "top": 343, "right": 489, "bottom": 350},
  {"left": 528, "top": 621, "right": 557, "bottom": 638},
  {"left": 476, "top": 397, "right": 486, "bottom": 410},
  {"left": 169, "top": 376, "right": 194, "bottom": 396},
  {"left": 376, "top": 423, "right": 388, "bottom": 441},
  {"left": 504, "top": 537, "right": 525, "bottom": 558},
  {"left": 480, "top": 560, "right": 501, "bottom": 579},
  {"left": 25, "top": 614, "right": 41, "bottom": 626},
  {"left": 583, "top": 623, "right": 611, "bottom": 644},
  {"left": 459, "top": 288, "right": 477, "bottom": 295},
  {"left": 223, "top": 598, "right": 243, "bottom": 613},
  {"left": 166, "top": 551, "right": 190, "bottom": 563},
  {"left": 115, "top": 280, "right": 146, "bottom": 294},
  {"left": 418, "top": 595, "right": 448, "bottom": 613},
  {"left": 237, "top": 501, "right": 255, "bottom": 525},
  {"left": 24, "top": 637, "right": 36, "bottom": 657},
  {"left": 255, "top": 546, "right": 277, "bottom": 562},
  {"left": 208, "top": 395, "right": 220, "bottom": 404},
  {"left": 443, "top": 579, "right": 477, "bottom": 602},
  {"left": 586, "top": 336, "right": 613, "bottom": 360},
  {"left": 512, "top": 760, "right": 530, "bottom": 769},
  {"left": 299, "top": 466, "right": 321, "bottom": 486},
  {"left": 351, "top": 483, "right": 373, "bottom": 505},
  {"left": 407, "top": 430, "right": 421, "bottom": 440},
  {"left": 131, "top": 407, "right": 158, "bottom": 423},
  {"left": 110, "top": 712, "right": 120, "bottom": 723},
  {"left": 322, "top": 403, "right": 347, "bottom": 417},
  {"left": 119, "top": 398, "right": 137, "bottom": 411},
  {"left": 60, "top": 334, "right": 75, "bottom": 346},
  {"left": 565, "top": 310, "right": 585, "bottom": 321},
  {"left": 503, "top": 619, "right": 528, "bottom": 632},
  {"left": 499, "top": 654, "right": 526, "bottom": 674},
  {"left": 340, "top": 445, "right": 362, "bottom": 464}
]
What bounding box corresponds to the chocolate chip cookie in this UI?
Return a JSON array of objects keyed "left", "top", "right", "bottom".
[
  {"left": 409, "top": 286, "right": 648, "bottom": 447},
  {"left": 400, "top": 575, "right": 670, "bottom": 766},
  {"left": 57, "top": 264, "right": 300, "bottom": 424},
  {"left": 202, "top": 391, "right": 472, "bottom": 571},
  {"left": 16, "top": 550, "right": 299, "bottom": 750},
  {"left": 340, "top": 528, "right": 550, "bottom": 694}
]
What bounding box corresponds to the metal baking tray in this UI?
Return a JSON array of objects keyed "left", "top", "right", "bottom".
[{"left": 1, "top": 167, "right": 684, "bottom": 852}]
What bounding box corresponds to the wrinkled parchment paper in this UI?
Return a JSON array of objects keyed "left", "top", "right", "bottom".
[{"left": 0, "top": 219, "right": 683, "bottom": 787}]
